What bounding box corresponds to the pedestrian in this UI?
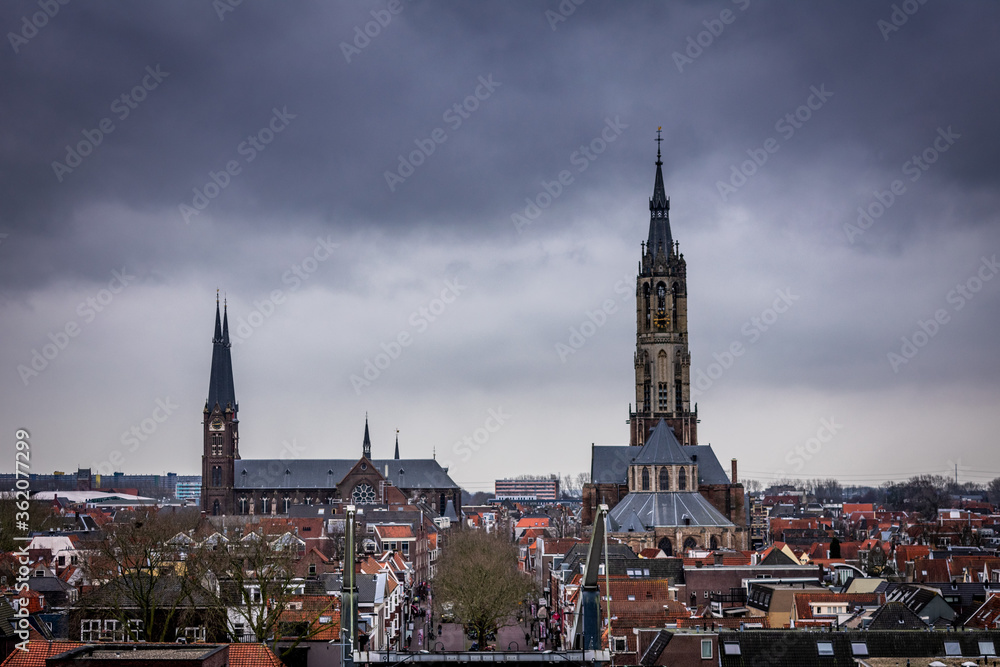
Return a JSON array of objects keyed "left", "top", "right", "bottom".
[{"left": 418, "top": 629, "right": 423, "bottom": 647}]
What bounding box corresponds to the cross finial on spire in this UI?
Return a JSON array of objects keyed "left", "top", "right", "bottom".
[
  {"left": 216, "top": 288, "right": 220, "bottom": 305},
  {"left": 656, "top": 127, "right": 663, "bottom": 165}
]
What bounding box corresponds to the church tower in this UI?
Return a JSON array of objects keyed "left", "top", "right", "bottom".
[
  {"left": 629, "top": 133, "right": 698, "bottom": 446},
  {"left": 201, "top": 297, "right": 239, "bottom": 515}
]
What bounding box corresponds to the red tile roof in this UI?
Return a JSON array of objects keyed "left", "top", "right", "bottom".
[{"left": 374, "top": 525, "right": 414, "bottom": 539}]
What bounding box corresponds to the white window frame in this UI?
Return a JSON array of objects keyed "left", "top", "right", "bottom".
[{"left": 701, "top": 639, "right": 712, "bottom": 659}]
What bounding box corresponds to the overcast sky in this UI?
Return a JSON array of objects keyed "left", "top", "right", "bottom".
[{"left": 2, "top": 1, "right": 999, "bottom": 493}]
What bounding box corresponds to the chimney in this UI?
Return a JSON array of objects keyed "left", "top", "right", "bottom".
[{"left": 731, "top": 459, "right": 738, "bottom": 484}]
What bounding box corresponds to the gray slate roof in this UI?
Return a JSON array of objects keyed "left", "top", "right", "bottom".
[
  {"left": 607, "top": 492, "right": 734, "bottom": 530},
  {"left": 591, "top": 444, "right": 731, "bottom": 485},
  {"left": 632, "top": 420, "right": 690, "bottom": 465},
  {"left": 234, "top": 458, "right": 458, "bottom": 490}
]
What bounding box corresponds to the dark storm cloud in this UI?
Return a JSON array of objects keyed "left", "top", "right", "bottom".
[{"left": 1, "top": 1, "right": 999, "bottom": 482}]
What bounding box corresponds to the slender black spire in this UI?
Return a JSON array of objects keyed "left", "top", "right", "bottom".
[
  {"left": 207, "top": 296, "right": 237, "bottom": 412},
  {"left": 647, "top": 127, "right": 673, "bottom": 262},
  {"left": 362, "top": 415, "right": 371, "bottom": 459},
  {"left": 394, "top": 430, "right": 400, "bottom": 460}
]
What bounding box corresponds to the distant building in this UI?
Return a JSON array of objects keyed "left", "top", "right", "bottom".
[
  {"left": 495, "top": 477, "right": 559, "bottom": 501},
  {"left": 175, "top": 478, "right": 202, "bottom": 503}
]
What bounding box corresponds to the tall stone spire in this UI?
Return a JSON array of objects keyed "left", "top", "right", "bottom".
[
  {"left": 207, "top": 296, "right": 237, "bottom": 412},
  {"left": 646, "top": 128, "right": 673, "bottom": 265}
]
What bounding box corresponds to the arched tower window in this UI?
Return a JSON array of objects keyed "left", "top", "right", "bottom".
[
  {"left": 643, "top": 283, "right": 651, "bottom": 330},
  {"left": 641, "top": 467, "right": 650, "bottom": 491},
  {"left": 683, "top": 536, "right": 698, "bottom": 551},
  {"left": 659, "top": 468, "right": 670, "bottom": 491},
  {"left": 654, "top": 283, "right": 667, "bottom": 330},
  {"left": 211, "top": 466, "right": 222, "bottom": 487},
  {"left": 678, "top": 467, "right": 687, "bottom": 491}
]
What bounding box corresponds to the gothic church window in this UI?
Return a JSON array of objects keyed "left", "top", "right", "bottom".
[
  {"left": 211, "top": 434, "right": 223, "bottom": 456},
  {"left": 211, "top": 465, "right": 222, "bottom": 487},
  {"left": 659, "top": 468, "right": 670, "bottom": 491},
  {"left": 641, "top": 467, "right": 650, "bottom": 491},
  {"left": 658, "top": 383, "right": 669, "bottom": 411},
  {"left": 678, "top": 467, "right": 687, "bottom": 491}
]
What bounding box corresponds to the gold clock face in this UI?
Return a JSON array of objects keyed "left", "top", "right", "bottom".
[
  {"left": 210, "top": 418, "right": 224, "bottom": 431},
  {"left": 654, "top": 311, "right": 669, "bottom": 330}
]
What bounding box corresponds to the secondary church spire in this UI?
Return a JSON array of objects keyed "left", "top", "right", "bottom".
[{"left": 362, "top": 415, "right": 371, "bottom": 459}]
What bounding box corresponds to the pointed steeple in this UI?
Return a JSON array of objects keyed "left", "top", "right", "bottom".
[
  {"left": 207, "top": 296, "right": 237, "bottom": 412},
  {"left": 362, "top": 415, "right": 371, "bottom": 459},
  {"left": 394, "top": 430, "right": 400, "bottom": 460},
  {"left": 647, "top": 128, "right": 673, "bottom": 262}
]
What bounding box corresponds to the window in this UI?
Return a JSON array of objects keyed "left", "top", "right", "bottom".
[
  {"left": 817, "top": 642, "right": 834, "bottom": 656},
  {"left": 308, "top": 563, "right": 317, "bottom": 576},
  {"left": 211, "top": 434, "right": 223, "bottom": 456},
  {"left": 282, "top": 496, "right": 291, "bottom": 513},
  {"left": 678, "top": 467, "right": 687, "bottom": 491},
  {"left": 850, "top": 642, "right": 868, "bottom": 657},
  {"left": 641, "top": 467, "right": 650, "bottom": 491},
  {"left": 211, "top": 465, "right": 222, "bottom": 487},
  {"left": 723, "top": 644, "right": 740, "bottom": 655},
  {"left": 177, "top": 626, "right": 206, "bottom": 642},
  {"left": 658, "top": 383, "right": 669, "bottom": 410},
  {"left": 58, "top": 555, "right": 65, "bottom": 567},
  {"left": 675, "top": 380, "right": 683, "bottom": 409},
  {"left": 980, "top": 641, "right": 996, "bottom": 656},
  {"left": 944, "top": 642, "right": 961, "bottom": 656},
  {"left": 402, "top": 542, "right": 409, "bottom": 555},
  {"left": 238, "top": 497, "right": 248, "bottom": 514},
  {"left": 643, "top": 380, "right": 651, "bottom": 411},
  {"left": 701, "top": 639, "right": 712, "bottom": 659},
  {"left": 80, "top": 620, "right": 102, "bottom": 642},
  {"left": 261, "top": 497, "right": 270, "bottom": 514},
  {"left": 659, "top": 467, "right": 670, "bottom": 491},
  {"left": 612, "top": 637, "right": 627, "bottom": 652}
]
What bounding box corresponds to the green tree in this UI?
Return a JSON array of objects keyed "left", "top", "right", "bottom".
[
  {"left": 433, "top": 529, "right": 537, "bottom": 648},
  {"left": 0, "top": 493, "right": 61, "bottom": 552}
]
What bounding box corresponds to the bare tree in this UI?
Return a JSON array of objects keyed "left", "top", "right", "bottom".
[
  {"left": 78, "top": 507, "right": 210, "bottom": 642},
  {"left": 433, "top": 529, "right": 537, "bottom": 647},
  {"left": 200, "top": 529, "right": 334, "bottom": 659}
]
